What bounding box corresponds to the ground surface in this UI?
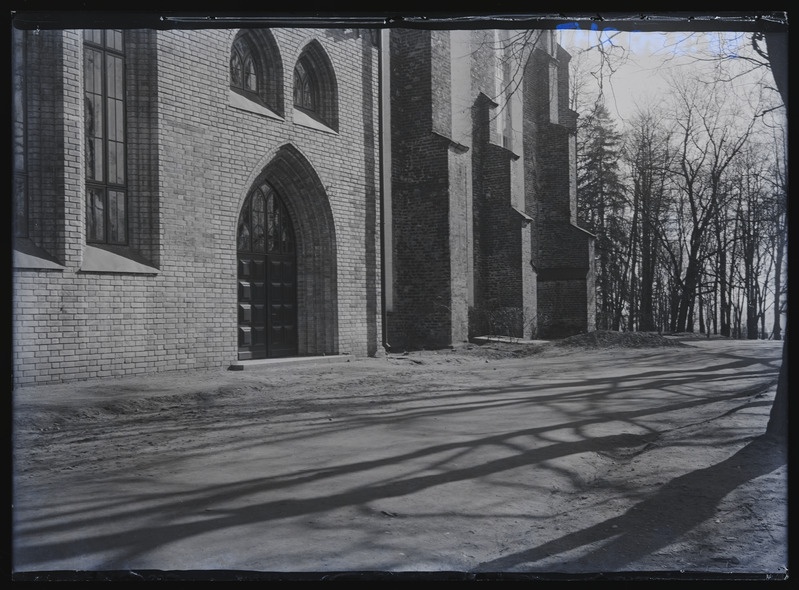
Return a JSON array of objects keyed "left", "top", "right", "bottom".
[{"left": 11, "top": 333, "right": 789, "bottom": 581}]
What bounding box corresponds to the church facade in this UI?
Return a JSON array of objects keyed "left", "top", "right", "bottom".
[
  {"left": 385, "top": 29, "right": 595, "bottom": 350},
  {"left": 11, "top": 23, "right": 594, "bottom": 386}
]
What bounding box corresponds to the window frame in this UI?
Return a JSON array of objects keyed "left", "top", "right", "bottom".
[
  {"left": 293, "top": 57, "right": 318, "bottom": 115},
  {"left": 237, "top": 181, "right": 295, "bottom": 256},
  {"left": 83, "top": 29, "right": 129, "bottom": 246},
  {"left": 230, "top": 35, "right": 261, "bottom": 102},
  {"left": 229, "top": 30, "right": 284, "bottom": 117},
  {"left": 13, "top": 27, "right": 28, "bottom": 239},
  {"left": 292, "top": 42, "right": 338, "bottom": 131}
]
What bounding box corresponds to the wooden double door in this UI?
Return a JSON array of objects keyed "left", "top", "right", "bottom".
[{"left": 237, "top": 182, "right": 297, "bottom": 360}]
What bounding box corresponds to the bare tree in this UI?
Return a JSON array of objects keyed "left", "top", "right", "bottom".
[
  {"left": 624, "top": 107, "right": 673, "bottom": 332},
  {"left": 518, "top": 17, "right": 789, "bottom": 437},
  {"left": 665, "top": 72, "right": 758, "bottom": 333},
  {"left": 766, "top": 124, "right": 788, "bottom": 342},
  {"left": 728, "top": 144, "right": 775, "bottom": 339}
]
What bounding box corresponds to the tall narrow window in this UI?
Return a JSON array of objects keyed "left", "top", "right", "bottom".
[
  {"left": 293, "top": 59, "right": 316, "bottom": 112},
  {"left": 549, "top": 61, "right": 559, "bottom": 125},
  {"left": 84, "top": 29, "right": 127, "bottom": 245},
  {"left": 492, "top": 30, "right": 513, "bottom": 149},
  {"left": 13, "top": 27, "right": 28, "bottom": 238},
  {"left": 229, "top": 30, "right": 283, "bottom": 115},
  {"left": 292, "top": 42, "right": 338, "bottom": 131},
  {"left": 231, "top": 36, "right": 258, "bottom": 96}
]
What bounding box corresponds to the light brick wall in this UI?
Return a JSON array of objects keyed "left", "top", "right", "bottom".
[{"left": 12, "top": 27, "right": 382, "bottom": 386}]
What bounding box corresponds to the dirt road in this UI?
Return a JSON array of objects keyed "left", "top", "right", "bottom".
[{"left": 11, "top": 334, "right": 788, "bottom": 581}]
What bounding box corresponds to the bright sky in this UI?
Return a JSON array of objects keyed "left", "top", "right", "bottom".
[{"left": 555, "top": 28, "right": 764, "bottom": 123}]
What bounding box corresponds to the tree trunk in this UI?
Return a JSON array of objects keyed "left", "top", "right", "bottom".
[
  {"left": 772, "top": 213, "right": 784, "bottom": 340},
  {"left": 765, "top": 335, "right": 788, "bottom": 440},
  {"left": 763, "top": 29, "right": 787, "bottom": 440},
  {"left": 710, "top": 267, "right": 719, "bottom": 335},
  {"left": 639, "top": 169, "right": 655, "bottom": 332},
  {"left": 678, "top": 256, "right": 700, "bottom": 334},
  {"left": 772, "top": 264, "right": 782, "bottom": 340},
  {"left": 669, "top": 282, "right": 680, "bottom": 333},
  {"left": 716, "top": 222, "right": 730, "bottom": 337},
  {"left": 698, "top": 292, "right": 705, "bottom": 334}
]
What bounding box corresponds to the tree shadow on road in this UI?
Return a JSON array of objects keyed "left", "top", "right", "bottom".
[
  {"left": 11, "top": 346, "right": 785, "bottom": 575},
  {"left": 474, "top": 434, "right": 787, "bottom": 574}
]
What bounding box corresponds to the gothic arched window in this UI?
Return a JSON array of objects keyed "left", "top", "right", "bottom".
[
  {"left": 293, "top": 59, "right": 316, "bottom": 112},
  {"left": 229, "top": 30, "right": 283, "bottom": 116},
  {"left": 237, "top": 182, "right": 294, "bottom": 255},
  {"left": 231, "top": 36, "right": 258, "bottom": 96},
  {"left": 292, "top": 41, "right": 338, "bottom": 131}
]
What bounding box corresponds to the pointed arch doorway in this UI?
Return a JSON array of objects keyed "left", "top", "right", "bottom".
[{"left": 237, "top": 180, "right": 297, "bottom": 360}]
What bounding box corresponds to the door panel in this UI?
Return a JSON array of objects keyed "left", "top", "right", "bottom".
[
  {"left": 267, "top": 255, "right": 296, "bottom": 357},
  {"left": 237, "top": 182, "right": 297, "bottom": 360},
  {"left": 237, "top": 254, "right": 267, "bottom": 360}
]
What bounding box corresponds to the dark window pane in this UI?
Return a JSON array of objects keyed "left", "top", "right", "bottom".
[
  {"left": 232, "top": 36, "right": 260, "bottom": 97},
  {"left": 85, "top": 79, "right": 104, "bottom": 182},
  {"left": 303, "top": 79, "right": 314, "bottom": 110},
  {"left": 294, "top": 58, "right": 316, "bottom": 111},
  {"left": 238, "top": 198, "right": 251, "bottom": 251},
  {"left": 93, "top": 137, "right": 105, "bottom": 182},
  {"left": 14, "top": 175, "right": 28, "bottom": 238},
  {"left": 231, "top": 50, "right": 243, "bottom": 87},
  {"left": 85, "top": 132, "right": 104, "bottom": 183},
  {"left": 84, "top": 31, "right": 126, "bottom": 244},
  {"left": 266, "top": 191, "right": 277, "bottom": 252},
  {"left": 107, "top": 54, "right": 123, "bottom": 99},
  {"left": 12, "top": 29, "right": 26, "bottom": 173},
  {"left": 107, "top": 96, "right": 125, "bottom": 184},
  {"left": 108, "top": 140, "right": 125, "bottom": 185},
  {"left": 106, "top": 96, "right": 117, "bottom": 142},
  {"left": 240, "top": 183, "right": 293, "bottom": 256},
  {"left": 107, "top": 29, "right": 123, "bottom": 52},
  {"left": 87, "top": 187, "right": 105, "bottom": 242},
  {"left": 108, "top": 190, "right": 126, "bottom": 243},
  {"left": 244, "top": 55, "right": 257, "bottom": 92},
  {"left": 108, "top": 191, "right": 118, "bottom": 241},
  {"left": 116, "top": 142, "right": 125, "bottom": 184},
  {"left": 13, "top": 125, "right": 25, "bottom": 170},
  {"left": 91, "top": 94, "right": 104, "bottom": 141},
  {"left": 252, "top": 191, "right": 265, "bottom": 252},
  {"left": 117, "top": 98, "right": 125, "bottom": 141},
  {"left": 84, "top": 29, "right": 103, "bottom": 45},
  {"left": 293, "top": 65, "right": 303, "bottom": 107},
  {"left": 84, "top": 47, "right": 101, "bottom": 94}
]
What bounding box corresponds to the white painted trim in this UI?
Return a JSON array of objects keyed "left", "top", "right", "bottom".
[
  {"left": 13, "top": 249, "right": 65, "bottom": 271},
  {"left": 228, "top": 89, "right": 284, "bottom": 121},
  {"left": 293, "top": 108, "right": 338, "bottom": 134},
  {"left": 80, "top": 245, "right": 159, "bottom": 274}
]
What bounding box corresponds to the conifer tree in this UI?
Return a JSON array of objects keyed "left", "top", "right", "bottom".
[{"left": 577, "top": 102, "right": 626, "bottom": 330}]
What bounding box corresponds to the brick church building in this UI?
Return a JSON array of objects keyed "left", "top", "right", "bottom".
[{"left": 11, "top": 22, "right": 594, "bottom": 386}]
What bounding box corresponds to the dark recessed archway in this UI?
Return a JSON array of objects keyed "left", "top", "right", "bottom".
[{"left": 237, "top": 144, "right": 338, "bottom": 357}]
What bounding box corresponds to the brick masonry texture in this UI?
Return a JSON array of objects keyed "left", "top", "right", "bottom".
[
  {"left": 12, "top": 28, "right": 382, "bottom": 386},
  {"left": 386, "top": 29, "right": 594, "bottom": 350},
  {"left": 12, "top": 25, "right": 594, "bottom": 385}
]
